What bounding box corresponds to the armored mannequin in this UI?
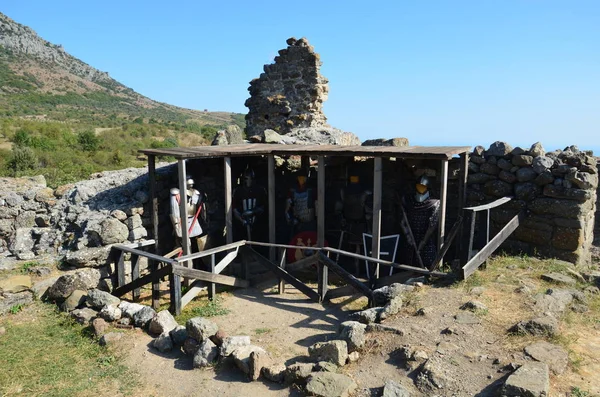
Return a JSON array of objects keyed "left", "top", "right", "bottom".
[
  {"left": 405, "top": 174, "right": 440, "bottom": 268},
  {"left": 337, "top": 175, "right": 371, "bottom": 238},
  {"left": 170, "top": 177, "right": 207, "bottom": 252},
  {"left": 285, "top": 171, "right": 316, "bottom": 233},
  {"left": 233, "top": 168, "right": 266, "bottom": 239}
]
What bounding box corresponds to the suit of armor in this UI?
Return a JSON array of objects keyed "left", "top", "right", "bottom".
[{"left": 233, "top": 169, "right": 266, "bottom": 239}]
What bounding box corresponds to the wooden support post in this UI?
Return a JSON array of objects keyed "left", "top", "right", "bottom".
[
  {"left": 208, "top": 254, "right": 216, "bottom": 300},
  {"left": 170, "top": 274, "right": 182, "bottom": 316},
  {"left": 371, "top": 157, "right": 383, "bottom": 280},
  {"left": 458, "top": 153, "right": 469, "bottom": 212},
  {"left": 268, "top": 155, "right": 276, "bottom": 262},
  {"left": 148, "top": 155, "right": 161, "bottom": 310},
  {"left": 131, "top": 254, "right": 140, "bottom": 302},
  {"left": 177, "top": 159, "right": 191, "bottom": 287},
  {"left": 278, "top": 248, "right": 286, "bottom": 294},
  {"left": 436, "top": 159, "right": 449, "bottom": 267},
  {"left": 461, "top": 210, "right": 477, "bottom": 266},
  {"left": 117, "top": 252, "right": 126, "bottom": 288},
  {"left": 317, "top": 155, "right": 327, "bottom": 300},
  {"left": 224, "top": 157, "right": 233, "bottom": 245}
]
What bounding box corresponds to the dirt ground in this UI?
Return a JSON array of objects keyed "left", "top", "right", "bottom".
[{"left": 116, "top": 265, "right": 600, "bottom": 397}]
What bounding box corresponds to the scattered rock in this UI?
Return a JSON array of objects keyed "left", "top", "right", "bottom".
[
  {"left": 315, "top": 361, "right": 338, "bottom": 372},
  {"left": 149, "top": 310, "right": 178, "bottom": 336},
  {"left": 210, "top": 329, "right": 227, "bottom": 346},
  {"left": 91, "top": 317, "right": 108, "bottom": 337},
  {"left": 415, "top": 307, "right": 432, "bottom": 316},
  {"left": 99, "top": 332, "right": 123, "bottom": 346},
  {"left": 186, "top": 317, "right": 219, "bottom": 342},
  {"left": 524, "top": 341, "right": 568, "bottom": 375},
  {"left": 355, "top": 307, "right": 384, "bottom": 324},
  {"left": 541, "top": 273, "right": 576, "bottom": 286},
  {"left": 416, "top": 357, "right": 452, "bottom": 391},
  {"left": 152, "top": 332, "right": 174, "bottom": 353},
  {"left": 98, "top": 305, "right": 122, "bottom": 322},
  {"left": 372, "top": 283, "right": 414, "bottom": 306},
  {"left": 118, "top": 301, "right": 145, "bottom": 319},
  {"left": 501, "top": 362, "right": 549, "bottom": 397},
  {"left": 305, "top": 372, "right": 357, "bottom": 397},
  {"left": 454, "top": 312, "right": 481, "bottom": 324},
  {"left": 193, "top": 338, "right": 218, "bottom": 368},
  {"left": 262, "top": 363, "right": 287, "bottom": 383},
  {"left": 365, "top": 324, "right": 405, "bottom": 335},
  {"left": 46, "top": 268, "right": 101, "bottom": 301},
  {"left": 132, "top": 306, "right": 156, "bottom": 329},
  {"left": 86, "top": 289, "right": 120, "bottom": 310},
  {"left": 183, "top": 337, "right": 200, "bottom": 356},
  {"left": 0, "top": 290, "right": 34, "bottom": 314},
  {"left": 169, "top": 325, "right": 187, "bottom": 346},
  {"left": 285, "top": 363, "right": 314, "bottom": 384},
  {"left": 309, "top": 340, "right": 348, "bottom": 367},
  {"left": 460, "top": 300, "right": 488, "bottom": 312},
  {"left": 70, "top": 307, "right": 97, "bottom": 325},
  {"left": 249, "top": 349, "right": 270, "bottom": 381},
  {"left": 347, "top": 351, "right": 360, "bottom": 363},
  {"left": 383, "top": 379, "right": 412, "bottom": 397},
  {"left": 470, "top": 286, "right": 486, "bottom": 296},
  {"left": 220, "top": 335, "right": 251, "bottom": 357},
  {"left": 0, "top": 326, "right": 5, "bottom": 336},
  {"left": 509, "top": 317, "right": 559, "bottom": 337},
  {"left": 232, "top": 345, "right": 267, "bottom": 375},
  {"left": 338, "top": 321, "right": 366, "bottom": 352},
  {"left": 571, "top": 303, "right": 589, "bottom": 313},
  {"left": 60, "top": 289, "right": 87, "bottom": 312},
  {"left": 380, "top": 295, "right": 403, "bottom": 320}
]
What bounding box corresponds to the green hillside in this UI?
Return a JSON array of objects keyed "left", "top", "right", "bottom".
[{"left": 0, "top": 13, "right": 244, "bottom": 187}]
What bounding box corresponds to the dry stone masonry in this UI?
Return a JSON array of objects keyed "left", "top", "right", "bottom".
[
  {"left": 465, "top": 141, "right": 597, "bottom": 264},
  {"left": 244, "top": 37, "right": 360, "bottom": 146}
]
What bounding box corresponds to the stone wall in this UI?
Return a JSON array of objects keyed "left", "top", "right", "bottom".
[{"left": 464, "top": 142, "right": 597, "bottom": 264}]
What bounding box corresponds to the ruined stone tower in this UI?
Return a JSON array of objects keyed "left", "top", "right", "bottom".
[{"left": 245, "top": 37, "right": 361, "bottom": 146}]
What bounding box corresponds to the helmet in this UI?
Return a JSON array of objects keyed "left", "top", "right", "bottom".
[
  {"left": 415, "top": 175, "right": 430, "bottom": 203},
  {"left": 186, "top": 175, "right": 194, "bottom": 186}
]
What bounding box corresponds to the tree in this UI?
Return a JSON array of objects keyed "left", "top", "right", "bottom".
[{"left": 77, "top": 130, "right": 100, "bottom": 152}]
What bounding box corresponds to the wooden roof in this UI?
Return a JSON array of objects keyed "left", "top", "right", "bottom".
[{"left": 139, "top": 144, "right": 472, "bottom": 160}]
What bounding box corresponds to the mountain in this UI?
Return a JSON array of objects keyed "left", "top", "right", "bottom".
[
  {"left": 0, "top": 12, "right": 243, "bottom": 128},
  {"left": 0, "top": 12, "right": 246, "bottom": 187}
]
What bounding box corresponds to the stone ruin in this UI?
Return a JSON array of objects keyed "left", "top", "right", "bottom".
[
  {"left": 462, "top": 142, "right": 598, "bottom": 264},
  {"left": 244, "top": 37, "right": 360, "bottom": 146}
]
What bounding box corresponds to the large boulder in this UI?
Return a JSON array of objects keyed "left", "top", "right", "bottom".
[
  {"left": 46, "top": 268, "right": 101, "bottom": 301},
  {"left": 220, "top": 335, "right": 251, "bottom": 357},
  {"left": 99, "top": 218, "right": 129, "bottom": 245},
  {"left": 305, "top": 372, "right": 357, "bottom": 397},
  {"left": 231, "top": 345, "right": 267, "bottom": 375},
  {"left": 501, "top": 362, "right": 549, "bottom": 397},
  {"left": 133, "top": 306, "right": 156, "bottom": 328},
  {"left": 86, "top": 289, "right": 120, "bottom": 310},
  {"left": 186, "top": 317, "right": 219, "bottom": 342},
  {"left": 308, "top": 340, "right": 348, "bottom": 367},
  {"left": 149, "top": 310, "right": 179, "bottom": 335},
  {"left": 193, "top": 339, "right": 219, "bottom": 368},
  {"left": 338, "top": 321, "right": 366, "bottom": 353}
]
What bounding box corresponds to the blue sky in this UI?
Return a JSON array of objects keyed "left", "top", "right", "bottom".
[{"left": 2, "top": 1, "right": 599, "bottom": 153}]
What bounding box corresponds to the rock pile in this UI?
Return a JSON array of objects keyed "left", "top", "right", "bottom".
[
  {"left": 244, "top": 37, "right": 360, "bottom": 146},
  {"left": 466, "top": 142, "right": 597, "bottom": 264},
  {"left": 0, "top": 164, "right": 175, "bottom": 271}
]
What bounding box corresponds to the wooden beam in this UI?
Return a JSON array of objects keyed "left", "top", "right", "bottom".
[
  {"left": 438, "top": 159, "right": 448, "bottom": 251},
  {"left": 112, "top": 264, "right": 172, "bottom": 298},
  {"left": 175, "top": 240, "right": 246, "bottom": 262},
  {"left": 172, "top": 265, "right": 250, "bottom": 288},
  {"left": 429, "top": 216, "right": 462, "bottom": 272},
  {"left": 323, "top": 285, "right": 357, "bottom": 300},
  {"left": 268, "top": 155, "right": 276, "bottom": 262},
  {"left": 116, "top": 251, "right": 126, "bottom": 288},
  {"left": 317, "top": 155, "right": 328, "bottom": 300},
  {"left": 462, "top": 210, "right": 525, "bottom": 279},
  {"left": 177, "top": 159, "right": 191, "bottom": 274},
  {"left": 322, "top": 246, "right": 448, "bottom": 277},
  {"left": 244, "top": 247, "right": 320, "bottom": 303},
  {"left": 371, "top": 157, "right": 383, "bottom": 279},
  {"left": 224, "top": 157, "right": 233, "bottom": 245},
  {"left": 181, "top": 280, "right": 207, "bottom": 310},
  {"left": 319, "top": 253, "right": 373, "bottom": 300},
  {"left": 131, "top": 254, "right": 140, "bottom": 301},
  {"left": 208, "top": 254, "right": 216, "bottom": 300},
  {"left": 170, "top": 273, "right": 182, "bottom": 315},
  {"left": 213, "top": 249, "right": 238, "bottom": 275},
  {"left": 285, "top": 253, "right": 319, "bottom": 272},
  {"left": 148, "top": 155, "right": 161, "bottom": 310},
  {"left": 112, "top": 245, "right": 176, "bottom": 265}
]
